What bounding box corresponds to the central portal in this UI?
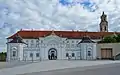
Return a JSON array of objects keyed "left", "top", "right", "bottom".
[{"left": 48, "top": 48, "right": 57, "bottom": 60}]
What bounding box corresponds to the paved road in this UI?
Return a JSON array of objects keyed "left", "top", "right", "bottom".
[
  {"left": 20, "top": 63, "right": 120, "bottom": 75},
  {"left": 0, "top": 61, "right": 33, "bottom": 69},
  {"left": 2, "top": 60, "right": 120, "bottom": 75}
]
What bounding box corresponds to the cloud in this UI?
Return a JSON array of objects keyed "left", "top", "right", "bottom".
[{"left": 0, "top": 0, "right": 120, "bottom": 51}]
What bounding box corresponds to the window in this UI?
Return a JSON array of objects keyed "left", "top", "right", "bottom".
[
  {"left": 31, "top": 40, "right": 34, "bottom": 47},
  {"left": 26, "top": 40, "right": 28, "bottom": 43},
  {"left": 72, "top": 53, "right": 75, "bottom": 57},
  {"left": 36, "top": 44, "right": 39, "bottom": 47},
  {"left": 77, "top": 52, "right": 81, "bottom": 57},
  {"left": 36, "top": 40, "right": 39, "bottom": 47},
  {"left": 105, "top": 26, "right": 106, "bottom": 31},
  {"left": 30, "top": 53, "right": 33, "bottom": 57},
  {"left": 66, "top": 44, "right": 70, "bottom": 48},
  {"left": 88, "top": 51, "right": 91, "bottom": 56},
  {"left": 72, "top": 41, "right": 74, "bottom": 43},
  {"left": 26, "top": 40, "right": 29, "bottom": 47},
  {"left": 71, "top": 44, "right": 74, "bottom": 48},
  {"left": 31, "top": 40, "right": 33, "bottom": 42},
  {"left": 76, "top": 41, "right": 78, "bottom": 43},
  {"left": 41, "top": 40, "right": 43, "bottom": 43},
  {"left": 13, "top": 51, "right": 16, "bottom": 57},
  {"left": 36, "top": 53, "right": 39, "bottom": 57},
  {"left": 67, "top": 41, "right": 69, "bottom": 43},
  {"left": 66, "top": 53, "right": 69, "bottom": 57}
]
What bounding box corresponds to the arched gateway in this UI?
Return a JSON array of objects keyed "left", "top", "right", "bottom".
[{"left": 48, "top": 48, "right": 57, "bottom": 60}]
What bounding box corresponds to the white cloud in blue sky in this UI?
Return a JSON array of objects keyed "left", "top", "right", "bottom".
[{"left": 0, "top": 0, "right": 120, "bottom": 52}]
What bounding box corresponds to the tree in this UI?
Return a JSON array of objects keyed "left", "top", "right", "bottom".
[
  {"left": 103, "top": 36, "right": 115, "bottom": 43},
  {"left": 114, "top": 34, "right": 120, "bottom": 42},
  {"left": 0, "top": 52, "right": 7, "bottom": 61},
  {"left": 98, "top": 34, "right": 120, "bottom": 43}
]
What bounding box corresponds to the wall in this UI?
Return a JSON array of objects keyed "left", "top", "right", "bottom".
[{"left": 97, "top": 43, "right": 120, "bottom": 58}]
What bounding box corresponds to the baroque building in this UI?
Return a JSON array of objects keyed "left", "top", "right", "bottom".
[{"left": 6, "top": 12, "right": 120, "bottom": 61}]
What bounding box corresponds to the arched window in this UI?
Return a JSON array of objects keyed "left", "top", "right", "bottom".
[
  {"left": 12, "top": 51, "right": 16, "bottom": 57},
  {"left": 88, "top": 51, "right": 91, "bottom": 56}
]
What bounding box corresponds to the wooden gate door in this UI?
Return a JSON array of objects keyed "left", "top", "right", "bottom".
[{"left": 101, "top": 48, "right": 113, "bottom": 59}]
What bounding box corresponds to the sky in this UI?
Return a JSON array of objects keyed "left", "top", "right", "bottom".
[{"left": 0, "top": 0, "right": 120, "bottom": 52}]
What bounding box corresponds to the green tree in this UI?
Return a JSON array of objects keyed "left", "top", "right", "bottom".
[
  {"left": 0, "top": 52, "right": 6, "bottom": 61},
  {"left": 98, "top": 35, "right": 119, "bottom": 43},
  {"left": 103, "top": 36, "right": 116, "bottom": 43},
  {"left": 114, "top": 34, "right": 120, "bottom": 42}
]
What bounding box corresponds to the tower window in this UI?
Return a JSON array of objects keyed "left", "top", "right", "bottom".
[{"left": 105, "top": 26, "right": 107, "bottom": 31}]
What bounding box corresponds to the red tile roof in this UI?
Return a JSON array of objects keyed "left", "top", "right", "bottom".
[{"left": 7, "top": 30, "right": 120, "bottom": 39}]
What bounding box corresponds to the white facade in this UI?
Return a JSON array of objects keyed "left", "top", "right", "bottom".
[
  {"left": 78, "top": 43, "right": 97, "bottom": 60},
  {"left": 7, "top": 33, "right": 98, "bottom": 62}
]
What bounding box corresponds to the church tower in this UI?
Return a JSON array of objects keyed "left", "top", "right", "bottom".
[{"left": 99, "top": 11, "right": 108, "bottom": 32}]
